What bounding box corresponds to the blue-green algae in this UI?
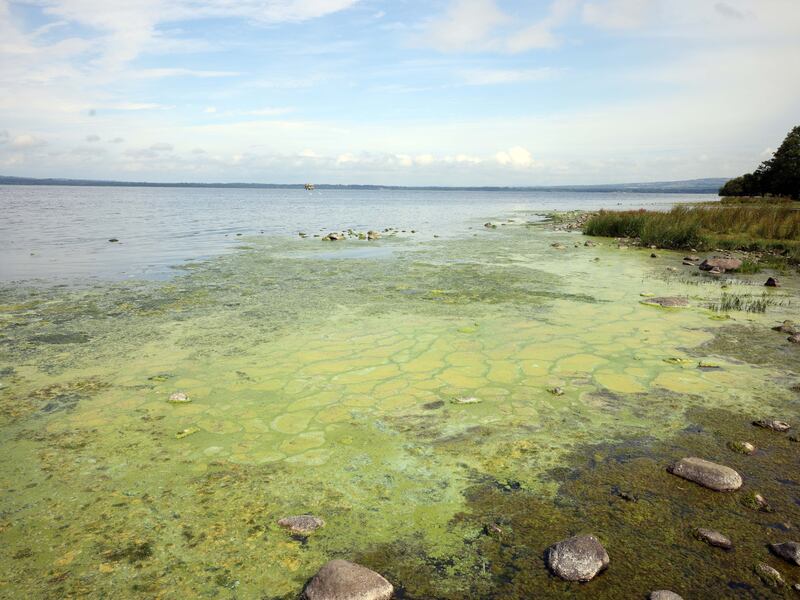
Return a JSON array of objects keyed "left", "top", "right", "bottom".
[{"left": 0, "top": 222, "right": 798, "bottom": 598}]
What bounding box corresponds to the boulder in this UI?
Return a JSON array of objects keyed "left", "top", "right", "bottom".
[
  {"left": 755, "top": 562, "right": 785, "bottom": 589},
  {"left": 650, "top": 592, "right": 683, "bottom": 600},
  {"left": 770, "top": 542, "right": 800, "bottom": 566},
  {"left": 167, "top": 392, "right": 191, "bottom": 404},
  {"left": 753, "top": 419, "right": 791, "bottom": 432},
  {"left": 546, "top": 534, "right": 609, "bottom": 582},
  {"left": 301, "top": 560, "right": 393, "bottom": 600},
  {"left": 765, "top": 277, "right": 780, "bottom": 287},
  {"left": 640, "top": 297, "right": 689, "bottom": 308},
  {"left": 699, "top": 257, "right": 742, "bottom": 273},
  {"left": 278, "top": 515, "right": 325, "bottom": 534},
  {"left": 694, "top": 527, "right": 733, "bottom": 550},
  {"left": 667, "top": 457, "right": 742, "bottom": 491}
]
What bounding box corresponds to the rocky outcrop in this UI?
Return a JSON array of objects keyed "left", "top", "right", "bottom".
[
  {"left": 546, "top": 534, "right": 609, "bottom": 582},
  {"left": 699, "top": 257, "right": 742, "bottom": 273},
  {"left": 667, "top": 457, "right": 743, "bottom": 491},
  {"left": 301, "top": 560, "right": 393, "bottom": 600}
]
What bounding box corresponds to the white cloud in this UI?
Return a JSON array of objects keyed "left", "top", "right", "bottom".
[
  {"left": 495, "top": 146, "right": 535, "bottom": 167},
  {"left": 582, "top": 0, "right": 654, "bottom": 30},
  {"left": 10, "top": 134, "right": 47, "bottom": 149}
]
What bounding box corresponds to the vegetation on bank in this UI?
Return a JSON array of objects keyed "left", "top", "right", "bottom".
[
  {"left": 584, "top": 204, "right": 800, "bottom": 261},
  {"left": 719, "top": 125, "right": 800, "bottom": 199}
]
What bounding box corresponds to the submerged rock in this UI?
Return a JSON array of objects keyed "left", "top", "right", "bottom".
[
  {"left": 545, "top": 534, "right": 609, "bottom": 582},
  {"left": 548, "top": 386, "right": 565, "bottom": 396},
  {"left": 367, "top": 230, "right": 380, "bottom": 241},
  {"left": 301, "top": 560, "right": 393, "bottom": 600},
  {"left": 694, "top": 527, "right": 733, "bottom": 550},
  {"left": 452, "top": 396, "right": 482, "bottom": 405},
  {"left": 765, "top": 277, "right": 780, "bottom": 287},
  {"left": 773, "top": 320, "right": 797, "bottom": 334},
  {"left": 753, "top": 419, "right": 791, "bottom": 432},
  {"left": 741, "top": 491, "right": 773, "bottom": 512},
  {"left": 323, "top": 232, "right": 344, "bottom": 241},
  {"left": 699, "top": 257, "right": 742, "bottom": 273},
  {"left": 640, "top": 297, "right": 689, "bottom": 308},
  {"left": 770, "top": 542, "right": 800, "bottom": 566},
  {"left": 789, "top": 333, "right": 800, "bottom": 344},
  {"left": 754, "top": 562, "right": 785, "bottom": 589},
  {"left": 649, "top": 591, "right": 683, "bottom": 600},
  {"left": 278, "top": 515, "right": 325, "bottom": 534},
  {"left": 667, "top": 457, "right": 742, "bottom": 491},
  {"left": 168, "top": 392, "right": 191, "bottom": 404},
  {"left": 727, "top": 441, "right": 756, "bottom": 455}
]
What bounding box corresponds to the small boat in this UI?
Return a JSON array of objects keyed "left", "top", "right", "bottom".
[{"left": 304, "top": 183, "right": 315, "bottom": 191}]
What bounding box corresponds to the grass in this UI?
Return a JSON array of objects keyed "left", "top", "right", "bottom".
[
  {"left": 584, "top": 204, "right": 800, "bottom": 262},
  {"left": 708, "top": 291, "right": 782, "bottom": 314}
]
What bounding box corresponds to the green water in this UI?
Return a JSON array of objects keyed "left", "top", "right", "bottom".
[{"left": 1, "top": 221, "right": 798, "bottom": 598}]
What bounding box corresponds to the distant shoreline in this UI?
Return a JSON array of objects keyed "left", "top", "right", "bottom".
[{"left": 0, "top": 175, "right": 726, "bottom": 195}]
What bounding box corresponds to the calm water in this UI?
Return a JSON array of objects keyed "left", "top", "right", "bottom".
[{"left": 0, "top": 185, "right": 712, "bottom": 282}]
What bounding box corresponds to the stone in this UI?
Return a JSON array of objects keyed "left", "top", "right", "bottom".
[
  {"left": 699, "top": 257, "right": 743, "bottom": 272},
  {"left": 754, "top": 562, "right": 784, "bottom": 589},
  {"left": 167, "top": 392, "right": 191, "bottom": 404},
  {"left": 301, "top": 560, "right": 393, "bottom": 600},
  {"left": 584, "top": 240, "right": 596, "bottom": 247},
  {"left": 694, "top": 527, "right": 733, "bottom": 550},
  {"left": 650, "top": 253, "right": 658, "bottom": 258},
  {"left": 452, "top": 396, "right": 482, "bottom": 404},
  {"left": 684, "top": 255, "right": 700, "bottom": 261},
  {"left": 773, "top": 320, "right": 797, "bottom": 334},
  {"left": 682, "top": 261, "right": 695, "bottom": 266},
  {"left": 323, "top": 232, "right": 344, "bottom": 241},
  {"left": 753, "top": 419, "right": 791, "bottom": 432},
  {"left": 108, "top": 238, "right": 119, "bottom": 242},
  {"left": 765, "top": 277, "right": 780, "bottom": 287},
  {"left": 789, "top": 334, "right": 800, "bottom": 344},
  {"left": 545, "top": 534, "right": 609, "bottom": 582},
  {"left": 667, "top": 457, "right": 743, "bottom": 491},
  {"left": 728, "top": 441, "right": 755, "bottom": 455},
  {"left": 278, "top": 515, "right": 325, "bottom": 534},
  {"left": 366, "top": 230, "right": 380, "bottom": 241},
  {"left": 551, "top": 243, "right": 566, "bottom": 249},
  {"left": 742, "top": 492, "right": 773, "bottom": 512},
  {"left": 548, "top": 386, "right": 564, "bottom": 396},
  {"left": 484, "top": 222, "right": 497, "bottom": 229},
  {"left": 770, "top": 542, "right": 800, "bottom": 566},
  {"left": 641, "top": 297, "right": 689, "bottom": 308},
  {"left": 649, "top": 591, "right": 683, "bottom": 600}
]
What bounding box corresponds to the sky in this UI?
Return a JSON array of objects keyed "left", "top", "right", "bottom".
[{"left": 1, "top": 0, "right": 799, "bottom": 186}]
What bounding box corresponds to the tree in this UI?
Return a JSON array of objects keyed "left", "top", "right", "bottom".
[{"left": 719, "top": 125, "right": 800, "bottom": 199}]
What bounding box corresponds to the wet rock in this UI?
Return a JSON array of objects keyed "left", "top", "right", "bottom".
[
  {"left": 367, "top": 230, "right": 380, "bottom": 241},
  {"left": 753, "top": 419, "right": 791, "bottom": 432},
  {"left": 773, "top": 320, "right": 797, "bottom": 334},
  {"left": 754, "top": 562, "right": 784, "bottom": 589},
  {"left": 741, "top": 491, "right": 773, "bottom": 512},
  {"left": 551, "top": 243, "right": 566, "bottom": 250},
  {"left": 278, "top": 515, "right": 325, "bottom": 534},
  {"left": 699, "top": 257, "right": 742, "bottom": 272},
  {"left": 789, "top": 333, "right": 800, "bottom": 344},
  {"left": 667, "top": 457, "right": 743, "bottom": 491},
  {"left": 545, "top": 534, "right": 609, "bottom": 582},
  {"left": 323, "top": 232, "right": 344, "bottom": 241},
  {"left": 548, "top": 386, "right": 564, "bottom": 396},
  {"left": 765, "top": 277, "right": 780, "bottom": 287},
  {"left": 584, "top": 240, "right": 596, "bottom": 247},
  {"left": 727, "top": 441, "right": 756, "bottom": 455},
  {"left": 650, "top": 253, "right": 657, "bottom": 258},
  {"left": 640, "top": 297, "right": 689, "bottom": 308},
  {"left": 770, "top": 542, "right": 800, "bottom": 566},
  {"left": 684, "top": 255, "right": 700, "bottom": 261},
  {"left": 301, "top": 560, "right": 393, "bottom": 600},
  {"left": 484, "top": 222, "right": 497, "bottom": 229},
  {"left": 694, "top": 527, "right": 733, "bottom": 550},
  {"left": 168, "top": 392, "right": 191, "bottom": 404},
  {"left": 649, "top": 591, "right": 683, "bottom": 600},
  {"left": 108, "top": 238, "right": 119, "bottom": 242}
]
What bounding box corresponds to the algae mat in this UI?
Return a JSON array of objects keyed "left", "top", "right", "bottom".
[{"left": 0, "top": 222, "right": 798, "bottom": 599}]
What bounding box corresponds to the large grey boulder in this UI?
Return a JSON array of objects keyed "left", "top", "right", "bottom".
[
  {"left": 699, "top": 257, "right": 742, "bottom": 272},
  {"left": 546, "top": 534, "right": 609, "bottom": 582},
  {"left": 650, "top": 591, "right": 684, "bottom": 600},
  {"left": 667, "top": 457, "right": 742, "bottom": 491},
  {"left": 302, "top": 560, "right": 393, "bottom": 600},
  {"left": 770, "top": 542, "right": 800, "bottom": 566}
]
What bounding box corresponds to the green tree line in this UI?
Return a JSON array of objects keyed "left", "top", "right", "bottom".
[{"left": 720, "top": 125, "right": 800, "bottom": 200}]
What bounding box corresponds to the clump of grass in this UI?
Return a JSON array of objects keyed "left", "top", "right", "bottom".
[
  {"left": 709, "top": 291, "right": 778, "bottom": 314},
  {"left": 585, "top": 205, "right": 800, "bottom": 261}
]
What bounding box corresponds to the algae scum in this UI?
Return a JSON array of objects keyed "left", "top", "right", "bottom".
[{"left": 1, "top": 220, "right": 799, "bottom": 599}]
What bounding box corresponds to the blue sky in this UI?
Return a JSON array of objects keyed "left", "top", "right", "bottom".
[{"left": 1, "top": 0, "right": 799, "bottom": 185}]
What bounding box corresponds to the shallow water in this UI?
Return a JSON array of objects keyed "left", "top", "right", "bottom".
[{"left": 1, "top": 191, "right": 799, "bottom": 599}]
